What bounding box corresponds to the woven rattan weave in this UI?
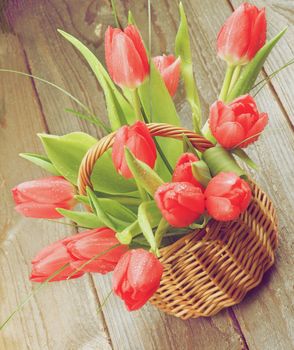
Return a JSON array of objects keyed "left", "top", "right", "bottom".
[{"left": 78, "top": 123, "right": 278, "bottom": 319}]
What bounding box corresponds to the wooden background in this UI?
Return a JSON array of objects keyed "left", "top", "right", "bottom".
[{"left": 0, "top": 0, "right": 293, "bottom": 349}]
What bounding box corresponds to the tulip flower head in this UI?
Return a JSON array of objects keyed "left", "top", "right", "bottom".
[
  {"left": 172, "top": 153, "right": 204, "bottom": 190},
  {"left": 113, "top": 249, "right": 163, "bottom": 311},
  {"left": 112, "top": 121, "right": 157, "bottom": 179},
  {"left": 67, "top": 228, "right": 128, "bottom": 274},
  {"left": 105, "top": 25, "right": 149, "bottom": 89},
  {"left": 155, "top": 182, "right": 205, "bottom": 228},
  {"left": 205, "top": 172, "right": 252, "bottom": 221},
  {"left": 30, "top": 239, "right": 84, "bottom": 282},
  {"left": 12, "top": 176, "right": 76, "bottom": 219},
  {"left": 209, "top": 94, "right": 268, "bottom": 149},
  {"left": 217, "top": 3, "right": 266, "bottom": 65},
  {"left": 153, "top": 54, "right": 181, "bottom": 96},
  {"left": 31, "top": 227, "right": 127, "bottom": 282}
]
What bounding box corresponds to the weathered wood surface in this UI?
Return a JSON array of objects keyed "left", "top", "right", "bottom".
[{"left": 0, "top": 1, "right": 293, "bottom": 349}]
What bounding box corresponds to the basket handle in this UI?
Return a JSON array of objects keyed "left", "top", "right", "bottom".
[{"left": 78, "top": 122, "right": 214, "bottom": 195}]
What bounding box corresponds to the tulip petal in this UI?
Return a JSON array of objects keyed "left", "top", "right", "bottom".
[
  {"left": 205, "top": 172, "right": 238, "bottom": 197},
  {"left": 215, "top": 121, "right": 245, "bottom": 149},
  {"left": 209, "top": 101, "right": 235, "bottom": 135},
  {"left": 15, "top": 202, "right": 64, "bottom": 219},
  {"left": 111, "top": 32, "right": 146, "bottom": 88},
  {"left": 241, "top": 112, "right": 268, "bottom": 147},
  {"left": 247, "top": 8, "right": 266, "bottom": 60},
  {"left": 124, "top": 25, "right": 149, "bottom": 75},
  {"left": 217, "top": 3, "right": 252, "bottom": 64},
  {"left": 105, "top": 26, "right": 121, "bottom": 79},
  {"left": 13, "top": 176, "right": 74, "bottom": 204},
  {"left": 206, "top": 196, "right": 240, "bottom": 221}
]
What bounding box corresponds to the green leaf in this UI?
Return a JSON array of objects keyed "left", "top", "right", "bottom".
[
  {"left": 116, "top": 201, "right": 161, "bottom": 244},
  {"left": 19, "top": 153, "right": 60, "bottom": 175},
  {"left": 74, "top": 195, "right": 90, "bottom": 205},
  {"left": 87, "top": 188, "right": 137, "bottom": 231},
  {"left": 125, "top": 148, "right": 164, "bottom": 196},
  {"left": 58, "top": 30, "right": 135, "bottom": 129},
  {"left": 128, "top": 10, "right": 137, "bottom": 25},
  {"left": 175, "top": 2, "right": 201, "bottom": 132},
  {"left": 39, "top": 132, "right": 97, "bottom": 184},
  {"left": 202, "top": 146, "right": 246, "bottom": 177},
  {"left": 138, "top": 62, "right": 182, "bottom": 180},
  {"left": 138, "top": 202, "right": 158, "bottom": 254},
  {"left": 57, "top": 208, "right": 103, "bottom": 228},
  {"left": 91, "top": 149, "right": 138, "bottom": 196},
  {"left": 191, "top": 160, "right": 212, "bottom": 187},
  {"left": 39, "top": 131, "right": 138, "bottom": 196},
  {"left": 231, "top": 148, "right": 258, "bottom": 170},
  {"left": 227, "top": 28, "right": 287, "bottom": 101}
]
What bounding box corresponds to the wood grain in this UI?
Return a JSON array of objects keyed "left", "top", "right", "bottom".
[
  {"left": 0, "top": 0, "right": 293, "bottom": 349},
  {"left": 0, "top": 9, "right": 111, "bottom": 350}
]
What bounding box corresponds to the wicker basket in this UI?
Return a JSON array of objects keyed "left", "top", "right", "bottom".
[{"left": 78, "top": 123, "right": 278, "bottom": 320}]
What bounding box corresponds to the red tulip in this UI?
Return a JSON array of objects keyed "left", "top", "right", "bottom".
[
  {"left": 153, "top": 55, "right": 180, "bottom": 96},
  {"left": 217, "top": 3, "right": 266, "bottom": 65},
  {"left": 12, "top": 176, "right": 76, "bottom": 219},
  {"left": 30, "top": 239, "right": 84, "bottom": 282},
  {"left": 209, "top": 94, "right": 268, "bottom": 149},
  {"left": 31, "top": 227, "right": 127, "bottom": 282},
  {"left": 205, "top": 172, "right": 251, "bottom": 221},
  {"left": 172, "top": 153, "right": 204, "bottom": 190},
  {"left": 67, "top": 228, "right": 128, "bottom": 274},
  {"left": 105, "top": 25, "right": 149, "bottom": 88},
  {"left": 113, "top": 249, "right": 163, "bottom": 311},
  {"left": 155, "top": 182, "right": 205, "bottom": 227},
  {"left": 112, "top": 121, "right": 157, "bottom": 179}
]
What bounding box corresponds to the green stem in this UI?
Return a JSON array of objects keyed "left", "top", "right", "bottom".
[
  {"left": 219, "top": 64, "right": 235, "bottom": 101},
  {"left": 227, "top": 65, "right": 241, "bottom": 96},
  {"left": 141, "top": 108, "right": 173, "bottom": 175},
  {"left": 154, "top": 138, "right": 173, "bottom": 175},
  {"left": 155, "top": 218, "right": 170, "bottom": 248},
  {"left": 202, "top": 146, "right": 245, "bottom": 177},
  {"left": 130, "top": 88, "right": 143, "bottom": 121}
]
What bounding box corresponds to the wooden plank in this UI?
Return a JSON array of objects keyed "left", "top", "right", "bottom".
[
  {"left": 7, "top": 0, "right": 245, "bottom": 349},
  {"left": 231, "top": 0, "right": 294, "bottom": 126},
  {"left": 176, "top": 0, "right": 294, "bottom": 349},
  {"left": 0, "top": 18, "right": 111, "bottom": 350}
]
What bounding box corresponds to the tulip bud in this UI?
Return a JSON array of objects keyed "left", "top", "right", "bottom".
[
  {"left": 155, "top": 182, "right": 205, "bottom": 228},
  {"left": 113, "top": 249, "right": 163, "bottom": 311},
  {"left": 112, "top": 121, "right": 157, "bottom": 179},
  {"left": 153, "top": 55, "right": 181, "bottom": 96},
  {"left": 172, "top": 153, "right": 204, "bottom": 190},
  {"left": 12, "top": 176, "right": 76, "bottom": 219},
  {"left": 105, "top": 25, "right": 149, "bottom": 89},
  {"left": 30, "top": 239, "right": 84, "bottom": 282},
  {"left": 217, "top": 3, "right": 266, "bottom": 65},
  {"left": 66, "top": 228, "right": 128, "bottom": 274},
  {"left": 205, "top": 172, "right": 251, "bottom": 221},
  {"left": 209, "top": 94, "right": 268, "bottom": 149}
]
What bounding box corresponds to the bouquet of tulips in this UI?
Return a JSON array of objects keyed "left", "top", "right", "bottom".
[{"left": 9, "top": 2, "right": 286, "bottom": 315}]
